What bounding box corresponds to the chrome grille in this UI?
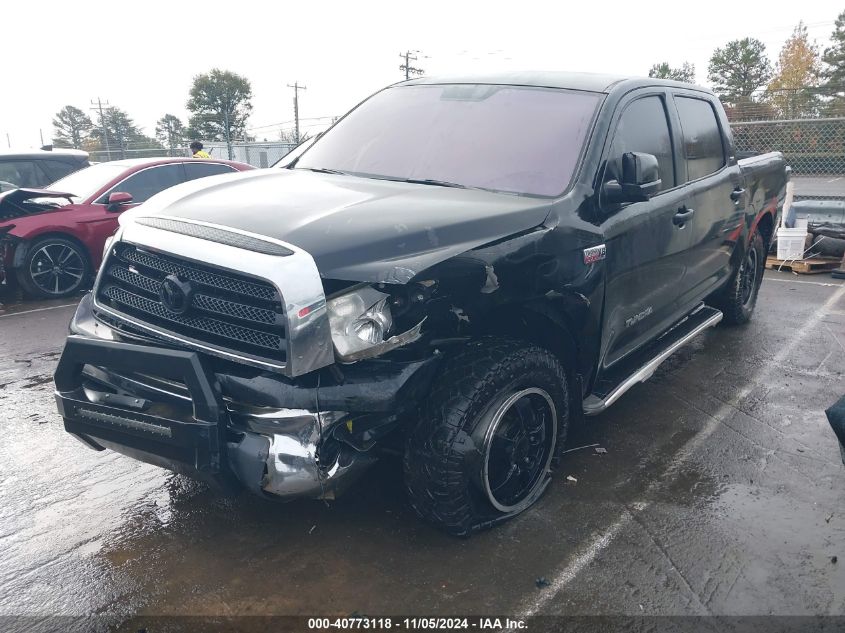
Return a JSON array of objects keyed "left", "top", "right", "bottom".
[
  {"left": 96, "top": 243, "right": 287, "bottom": 364},
  {"left": 120, "top": 245, "right": 276, "bottom": 301}
]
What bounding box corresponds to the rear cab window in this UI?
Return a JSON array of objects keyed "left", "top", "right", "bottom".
[{"left": 673, "top": 96, "right": 726, "bottom": 181}]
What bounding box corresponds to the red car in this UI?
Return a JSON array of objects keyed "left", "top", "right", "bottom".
[{"left": 0, "top": 157, "right": 253, "bottom": 298}]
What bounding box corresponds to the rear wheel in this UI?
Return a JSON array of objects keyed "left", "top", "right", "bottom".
[
  {"left": 712, "top": 231, "right": 765, "bottom": 325},
  {"left": 16, "top": 237, "right": 90, "bottom": 299},
  {"left": 404, "top": 338, "right": 569, "bottom": 536}
]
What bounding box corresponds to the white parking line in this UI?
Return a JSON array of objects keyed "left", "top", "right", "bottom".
[
  {"left": 765, "top": 278, "right": 843, "bottom": 287},
  {"left": 0, "top": 303, "right": 78, "bottom": 319},
  {"left": 517, "top": 504, "right": 645, "bottom": 617},
  {"left": 512, "top": 284, "right": 845, "bottom": 618}
]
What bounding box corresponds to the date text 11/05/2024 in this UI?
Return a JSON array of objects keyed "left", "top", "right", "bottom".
[{"left": 307, "top": 617, "right": 527, "bottom": 630}]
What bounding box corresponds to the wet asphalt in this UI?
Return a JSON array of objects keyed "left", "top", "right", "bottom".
[{"left": 1, "top": 271, "right": 844, "bottom": 631}]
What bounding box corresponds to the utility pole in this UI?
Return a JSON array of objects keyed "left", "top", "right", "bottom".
[
  {"left": 223, "top": 100, "right": 233, "bottom": 160},
  {"left": 287, "top": 82, "right": 307, "bottom": 144},
  {"left": 399, "top": 50, "right": 425, "bottom": 80},
  {"left": 90, "top": 98, "right": 112, "bottom": 161}
]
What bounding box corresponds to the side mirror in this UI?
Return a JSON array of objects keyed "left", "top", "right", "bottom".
[
  {"left": 106, "top": 191, "right": 133, "bottom": 212},
  {"left": 603, "top": 152, "right": 662, "bottom": 203}
]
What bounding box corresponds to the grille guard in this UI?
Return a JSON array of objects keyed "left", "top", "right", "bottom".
[
  {"left": 92, "top": 217, "right": 335, "bottom": 377},
  {"left": 55, "top": 336, "right": 226, "bottom": 474}
]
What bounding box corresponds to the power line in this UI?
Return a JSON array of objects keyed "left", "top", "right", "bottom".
[
  {"left": 399, "top": 50, "right": 425, "bottom": 80},
  {"left": 247, "top": 115, "right": 336, "bottom": 132},
  {"left": 286, "top": 81, "right": 307, "bottom": 144}
]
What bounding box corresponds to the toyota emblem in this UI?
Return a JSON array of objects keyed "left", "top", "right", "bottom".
[{"left": 159, "top": 275, "right": 194, "bottom": 314}]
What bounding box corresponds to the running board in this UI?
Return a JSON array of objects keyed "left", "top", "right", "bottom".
[{"left": 583, "top": 305, "right": 723, "bottom": 416}]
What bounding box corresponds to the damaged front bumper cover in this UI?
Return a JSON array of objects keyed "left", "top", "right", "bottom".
[
  {"left": 55, "top": 295, "right": 439, "bottom": 500},
  {"left": 55, "top": 335, "right": 373, "bottom": 500},
  {"left": 227, "top": 405, "right": 376, "bottom": 500}
]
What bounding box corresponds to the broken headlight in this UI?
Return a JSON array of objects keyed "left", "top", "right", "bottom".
[
  {"left": 326, "top": 285, "right": 426, "bottom": 362},
  {"left": 327, "top": 286, "right": 394, "bottom": 361}
]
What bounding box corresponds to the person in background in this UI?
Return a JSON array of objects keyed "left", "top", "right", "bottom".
[{"left": 190, "top": 141, "right": 210, "bottom": 159}]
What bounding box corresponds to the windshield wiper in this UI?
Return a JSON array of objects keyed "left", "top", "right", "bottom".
[
  {"left": 298, "top": 167, "right": 348, "bottom": 175},
  {"left": 400, "top": 178, "right": 467, "bottom": 189}
]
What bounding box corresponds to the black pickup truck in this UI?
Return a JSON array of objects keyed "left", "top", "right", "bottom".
[{"left": 54, "top": 72, "right": 788, "bottom": 535}]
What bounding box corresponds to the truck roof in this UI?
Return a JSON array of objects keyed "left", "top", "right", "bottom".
[
  {"left": 0, "top": 147, "right": 89, "bottom": 161},
  {"left": 403, "top": 70, "right": 711, "bottom": 95}
]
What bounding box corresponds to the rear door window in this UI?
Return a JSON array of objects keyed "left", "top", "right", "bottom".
[
  {"left": 184, "top": 162, "right": 237, "bottom": 181},
  {"left": 674, "top": 96, "right": 725, "bottom": 181},
  {"left": 0, "top": 160, "right": 45, "bottom": 189},
  {"left": 606, "top": 95, "right": 675, "bottom": 192},
  {"left": 39, "top": 160, "right": 79, "bottom": 182},
  {"left": 103, "top": 164, "right": 185, "bottom": 204}
]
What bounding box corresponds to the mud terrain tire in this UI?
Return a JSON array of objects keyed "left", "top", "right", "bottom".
[
  {"left": 404, "top": 338, "right": 569, "bottom": 536},
  {"left": 712, "top": 231, "right": 765, "bottom": 325}
]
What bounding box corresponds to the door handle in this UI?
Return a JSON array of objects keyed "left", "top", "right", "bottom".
[
  {"left": 673, "top": 207, "right": 695, "bottom": 226},
  {"left": 730, "top": 188, "right": 745, "bottom": 202}
]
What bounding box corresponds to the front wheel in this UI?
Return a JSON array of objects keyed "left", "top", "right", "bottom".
[
  {"left": 16, "top": 236, "right": 91, "bottom": 299},
  {"left": 712, "top": 231, "right": 765, "bottom": 325},
  {"left": 404, "top": 338, "right": 569, "bottom": 536}
]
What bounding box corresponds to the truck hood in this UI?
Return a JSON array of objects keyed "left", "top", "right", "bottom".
[
  {"left": 124, "top": 169, "right": 553, "bottom": 283},
  {"left": 0, "top": 188, "right": 74, "bottom": 223}
]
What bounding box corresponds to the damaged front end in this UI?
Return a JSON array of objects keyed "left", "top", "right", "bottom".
[
  {"left": 53, "top": 203, "right": 532, "bottom": 502},
  {"left": 0, "top": 227, "right": 16, "bottom": 285},
  {"left": 228, "top": 406, "right": 376, "bottom": 500},
  {"left": 57, "top": 292, "right": 440, "bottom": 500},
  {"left": 0, "top": 189, "right": 74, "bottom": 286}
]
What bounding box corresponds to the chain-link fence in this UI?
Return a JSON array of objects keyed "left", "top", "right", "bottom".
[
  {"left": 725, "top": 85, "right": 845, "bottom": 201},
  {"left": 88, "top": 141, "right": 297, "bottom": 168},
  {"left": 88, "top": 146, "right": 189, "bottom": 162},
  {"left": 203, "top": 142, "right": 296, "bottom": 167},
  {"left": 729, "top": 117, "right": 845, "bottom": 201},
  {"left": 730, "top": 118, "right": 845, "bottom": 174}
]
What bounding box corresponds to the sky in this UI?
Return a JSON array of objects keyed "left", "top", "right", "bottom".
[{"left": 1, "top": 0, "right": 842, "bottom": 148}]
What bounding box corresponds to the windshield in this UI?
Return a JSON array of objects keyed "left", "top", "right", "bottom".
[
  {"left": 48, "top": 163, "right": 127, "bottom": 201},
  {"left": 296, "top": 84, "right": 601, "bottom": 197},
  {"left": 273, "top": 137, "right": 317, "bottom": 167}
]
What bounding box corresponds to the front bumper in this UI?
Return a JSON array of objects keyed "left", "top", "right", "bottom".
[
  {"left": 0, "top": 234, "right": 16, "bottom": 285},
  {"left": 55, "top": 294, "right": 439, "bottom": 499}
]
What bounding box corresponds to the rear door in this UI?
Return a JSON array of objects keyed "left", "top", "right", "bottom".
[
  {"left": 670, "top": 93, "right": 743, "bottom": 306},
  {"left": 598, "top": 90, "right": 696, "bottom": 368}
]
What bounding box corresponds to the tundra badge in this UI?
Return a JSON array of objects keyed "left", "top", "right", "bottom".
[{"left": 583, "top": 244, "right": 606, "bottom": 265}]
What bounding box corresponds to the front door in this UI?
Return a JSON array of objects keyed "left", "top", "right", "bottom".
[
  {"left": 85, "top": 163, "right": 187, "bottom": 267},
  {"left": 597, "top": 91, "right": 695, "bottom": 369}
]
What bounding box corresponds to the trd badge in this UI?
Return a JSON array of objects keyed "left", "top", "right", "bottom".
[{"left": 583, "top": 244, "right": 606, "bottom": 265}]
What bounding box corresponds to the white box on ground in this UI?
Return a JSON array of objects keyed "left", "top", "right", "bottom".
[{"left": 777, "top": 227, "right": 808, "bottom": 260}]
